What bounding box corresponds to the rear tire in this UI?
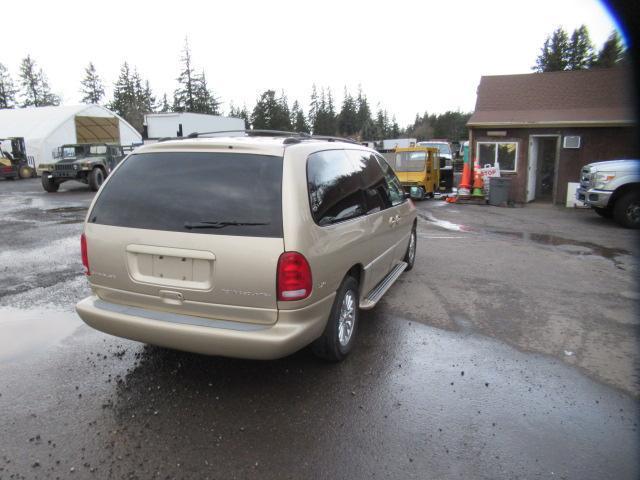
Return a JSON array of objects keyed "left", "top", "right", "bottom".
[
  {"left": 613, "top": 191, "right": 640, "bottom": 229},
  {"left": 403, "top": 226, "right": 417, "bottom": 271},
  {"left": 88, "top": 168, "right": 105, "bottom": 191},
  {"left": 41, "top": 173, "right": 59, "bottom": 193},
  {"left": 593, "top": 207, "right": 613, "bottom": 219},
  {"left": 312, "top": 276, "right": 359, "bottom": 362}
]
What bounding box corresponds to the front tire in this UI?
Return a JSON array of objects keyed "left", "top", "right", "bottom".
[
  {"left": 18, "top": 164, "right": 33, "bottom": 179},
  {"left": 41, "top": 173, "right": 59, "bottom": 192},
  {"left": 613, "top": 191, "right": 640, "bottom": 229},
  {"left": 312, "top": 276, "right": 359, "bottom": 362},
  {"left": 88, "top": 168, "right": 105, "bottom": 191}
]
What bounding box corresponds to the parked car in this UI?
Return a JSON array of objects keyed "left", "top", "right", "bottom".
[
  {"left": 75, "top": 133, "right": 417, "bottom": 361},
  {"left": 37, "top": 143, "right": 128, "bottom": 192},
  {"left": 576, "top": 159, "right": 640, "bottom": 229}
]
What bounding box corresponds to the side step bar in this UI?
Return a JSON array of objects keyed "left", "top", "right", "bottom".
[{"left": 360, "top": 261, "right": 407, "bottom": 310}]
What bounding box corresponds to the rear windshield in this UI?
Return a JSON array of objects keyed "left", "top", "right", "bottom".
[{"left": 88, "top": 152, "right": 283, "bottom": 237}]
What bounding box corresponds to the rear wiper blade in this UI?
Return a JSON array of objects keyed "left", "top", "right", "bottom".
[{"left": 184, "top": 221, "right": 270, "bottom": 230}]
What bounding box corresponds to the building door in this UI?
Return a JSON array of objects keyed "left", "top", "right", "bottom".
[
  {"left": 526, "top": 138, "right": 538, "bottom": 202},
  {"left": 527, "top": 135, "right": 559, "bottom": 202}
]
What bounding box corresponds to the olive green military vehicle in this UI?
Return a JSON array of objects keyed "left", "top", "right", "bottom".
[{"left": 38, "top": 144, "right": 129, "bottom": 192}]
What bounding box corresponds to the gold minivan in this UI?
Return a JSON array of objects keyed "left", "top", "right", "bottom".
[{"left": 76, "top": 133, "right": 417, "bottom": 361}]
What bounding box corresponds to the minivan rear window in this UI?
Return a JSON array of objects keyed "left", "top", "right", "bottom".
[{"left": 88, "top": 152, "right": 283, "bottom": 237}]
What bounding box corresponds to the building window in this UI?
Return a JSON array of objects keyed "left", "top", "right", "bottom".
[{"left": 476, "top": 142, "right": 518, "bottom": 172}]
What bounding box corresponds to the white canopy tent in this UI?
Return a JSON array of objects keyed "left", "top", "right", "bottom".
[{"left": 0, "top": 105, "right": 141, "bottom": 169}]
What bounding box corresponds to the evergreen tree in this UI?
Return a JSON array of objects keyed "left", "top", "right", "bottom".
[
  {"left": 533, "top": 27, "right": 570, "bottom": 72},
  {"left": 109, "top": 63, "right": 155, "bottom": 133},
  {"left": 592, "top": 30, "right": 626, "bottom": 68},
  {"left": 18, "top": 55, "right": 60, "bottom": 107},
  {"left": 290, "top": 100, "right": 309, "bottom": 133},
  {"left": 192, "top": 71, "right": 220, "bottom": 115},
  {"left": 326, "top": 90, "right": 337, "bottom": 134},
  {"left": 79, "top": 62, "right": 105, "bottom": 104},
  {"left": 0, "top": 63, "right": 17, "bottom": 109},
  {"left": 355, "top": 86, "right": 372, "bottom": 135},
  {"left": 390, "top": 116, "right": 400, "bottom": 138},
  {"left": 567, "top": 25, "right": 595, "bottom": 70},
  {"left": 272, "top": 91, "right": 291, "bottom": 131},
  {"left": 173, "top": 38, "right": 198, "bottom": 112},
  {"left": 173, "top": 39, "right": 221, "bottom": 114},
  {"left": 338, "top": 88, "right": 358, "bottom": 136},
  {"left": 308, "top": 84, "right": 318, "bottom": 130},
  {"left": 229, "top": 102, "right": 250, "bottom": 128},
  {"left": 252, "top": 90, "right": 290, "bottom": 130},
  {"left": 159, "top": 94, "right": 171, "bottom": 112}
]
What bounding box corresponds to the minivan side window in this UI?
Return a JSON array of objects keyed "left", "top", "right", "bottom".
[
  {"left": 346, "top": 150, "right": 392, "bottom": 214},
  {"left": 307, "top": 150, "right": 366, "bottom": 226},
  {"left": 374, "top": 153, "right": 405, "bottom": 206}
]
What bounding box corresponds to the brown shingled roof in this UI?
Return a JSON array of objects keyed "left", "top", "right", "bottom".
[{"left": 467, "top": 67, "right": 636, "bottom": 127}]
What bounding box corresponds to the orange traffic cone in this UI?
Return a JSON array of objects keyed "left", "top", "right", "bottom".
[{"left": 458, "top": 161, "right": 472, "bottom": 196}]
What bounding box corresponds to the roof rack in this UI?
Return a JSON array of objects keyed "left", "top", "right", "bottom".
[{"left": 184, "top": 129, "right": 359, "bottom": 145}]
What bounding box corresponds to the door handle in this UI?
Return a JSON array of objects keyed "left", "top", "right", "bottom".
[{"left": 388, "top": 216, "right": 397, "bottom": 226}]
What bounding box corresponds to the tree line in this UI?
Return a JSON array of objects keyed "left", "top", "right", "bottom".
[
  {"left": 0, "top": 28, "right": 627, "bottom": 140},
  {"left": 533, "top": 27, "right": 626, "bottom": 72}
]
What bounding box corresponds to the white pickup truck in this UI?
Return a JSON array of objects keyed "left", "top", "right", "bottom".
[{"left": 576, "top": 159, "right": 640, "bottom": 229}]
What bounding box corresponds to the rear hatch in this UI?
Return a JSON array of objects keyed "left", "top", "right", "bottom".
[{"left": 84, "top": 149, "right": 284, "bottom": 325}]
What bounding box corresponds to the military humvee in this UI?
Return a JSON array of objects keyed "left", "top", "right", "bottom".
[{"left": 38, "top": 144, "right": 129, "bottom": 192}]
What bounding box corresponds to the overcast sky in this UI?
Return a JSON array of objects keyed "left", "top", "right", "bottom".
[{"left": 3, "top": 0, "right": 622, "bottom": 126}]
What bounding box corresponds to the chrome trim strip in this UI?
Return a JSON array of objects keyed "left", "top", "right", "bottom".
[{"left": 93, "top": 299, "right": 268, "bottom": 332}]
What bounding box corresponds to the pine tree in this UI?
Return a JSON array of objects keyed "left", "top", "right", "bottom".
[
  {"left": 355, "top": 86, "right": 371, "bottom": 135},
  {"left": 308, "top": 84, "right": 318, "bottom": 130},
  {"left": 173, "top": 38, "right": 198, "bottom": 112},
  {"left": 338, "top": 88, "right": 358, "bottom": 136},
  {"left": 567, "top": 25, "right": 595, "bottom": 70},
  {"left": 109, "top": 63, "right": 155, "bottom": 133},
  {"left": 592, "top": 30, "right": 626, "bottom": 68},
  {"left": 229, "top": 103, "right": 250, "bottom": 128},
  {"left": 109, "top": 62, "right": 135, "bottom": 119},
  {"left": 193, "top": 72, "right": 220, "bottom": 115},
  {"left": 326, "top": 90, "right": 336, "bottom": 135},
  {"left": 272, "top": 91, "right": 291, "bottom": 131},
  {"left": 533, "top": 28, "right": 570, "bottom": 72},
  {"left": 159, "top": 94, "right": 171, "bottom": 112},
  {"left": 290, "top": 100, "right": 309, "bottom": 133},
  {"left": 79, "top": 62, "right": 105, "bottom": 104},
  {"left": 173, "top": 39, "right": 221, "bottom": 114},
  {"left": 0, "top": 63, "right": 17, "bottom": 109},
  {"left": 18, "top": 55, "right": 60, "bottom": 107},
  {"left": 251, "top": 90, "right": 280, "bottom": 130}
]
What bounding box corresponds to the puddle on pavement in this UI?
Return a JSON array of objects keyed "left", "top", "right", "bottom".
[
  {"left": 417, "top": 212, "right": 476, "bottom": 232},
  {"left": 0, "top": 307, "right": 82, "bottom": 362},
  {"left": 488, "top": 230, "right": 631, "bottom": 268},
  {"left": 418, "top": 211, "right": 631, "bottom": 268},
  {"left": 46, "top": 206, "right": 87, "bottom": 224}
]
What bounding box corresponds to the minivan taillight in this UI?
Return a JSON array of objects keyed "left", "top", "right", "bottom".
[
  {"left": 277, "top": 252, "right": 312, "bottom": 301},
  {"left": 81, "top": 233, "right": 90, "bottom": 275}
]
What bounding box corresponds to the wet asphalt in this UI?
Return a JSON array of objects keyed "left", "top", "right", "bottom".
[{"left": 0, "top": 179, "right": 638, "bottom": 480}]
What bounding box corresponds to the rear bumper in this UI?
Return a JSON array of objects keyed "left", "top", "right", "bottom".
[{"left": 76, "top": 294, "right": 335, "bottom": 360}]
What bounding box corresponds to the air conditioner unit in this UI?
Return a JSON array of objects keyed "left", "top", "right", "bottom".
[{"left": 563, "top": 136, "right": 581, "bottom": 149}]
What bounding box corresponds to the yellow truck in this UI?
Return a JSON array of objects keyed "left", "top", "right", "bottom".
[{"left": 391, "top": 146, "right": 440, "bottom": 199}]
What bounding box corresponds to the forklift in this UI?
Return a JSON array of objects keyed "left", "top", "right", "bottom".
[{"left": 0, "top": 137, "right": 34, "bottom": 180}]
